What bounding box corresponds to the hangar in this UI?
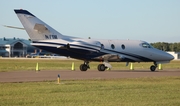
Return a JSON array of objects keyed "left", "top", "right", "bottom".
[
  {"left": 0, "top": 37, "right": 35, "bottom": 57},
  {"left": 0, "top": 37, "right": 57, "bottom": 58}
]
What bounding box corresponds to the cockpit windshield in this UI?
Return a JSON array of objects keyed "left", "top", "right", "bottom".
[{"left": 141, "top": 42, "right": 153, "bottom": 48}]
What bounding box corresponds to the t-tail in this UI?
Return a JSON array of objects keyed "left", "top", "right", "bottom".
[{"left": 14, "top": 9, "right": 65, "bottom": 41}]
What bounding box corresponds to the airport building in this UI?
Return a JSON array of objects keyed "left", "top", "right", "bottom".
[
  {"left": 167, "top": 52, "right": 180, "bottom": 60},
  {"left": 0, "top": 37, "right": 36, "bottom": 57}
]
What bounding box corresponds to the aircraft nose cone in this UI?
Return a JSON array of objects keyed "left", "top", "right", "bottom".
[
  {"left": 166, "top": 53, "right": 174, "bottom": 60},
  {"left": 168, "top": 54, "right": 174, "bottom": 60}
]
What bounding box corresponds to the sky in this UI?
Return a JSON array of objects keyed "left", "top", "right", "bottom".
[{"left": 0, "top": 0, "right": 180, "bottom": 43}]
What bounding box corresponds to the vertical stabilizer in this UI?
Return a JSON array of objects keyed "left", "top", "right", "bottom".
[{"left": 14, "top": 9, "right": 65, "bottom": 41}]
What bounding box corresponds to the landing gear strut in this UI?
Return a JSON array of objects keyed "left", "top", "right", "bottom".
[
  {"left": 80, "top": 61, "right": 90, "bottom": 71},
  {"left": 150, "top": 62, "right": 157, "bottom": 72}
]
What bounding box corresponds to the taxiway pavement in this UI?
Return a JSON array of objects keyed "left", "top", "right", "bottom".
[{"left": 0, "top": 69, "right": 180, "bottom": 82}]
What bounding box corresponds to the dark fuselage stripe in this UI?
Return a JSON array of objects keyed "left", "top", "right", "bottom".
[{"left": 32, "top": 41, "right": 153, "bottom": 61}]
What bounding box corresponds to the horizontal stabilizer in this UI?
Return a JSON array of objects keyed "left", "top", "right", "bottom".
[{"left": 3, "top": 25, "right": 25, "bottom": 30}]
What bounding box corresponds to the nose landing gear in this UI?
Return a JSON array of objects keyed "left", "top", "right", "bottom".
[{"left": 150, "top": 62, "right": 157, "bottom": 71}]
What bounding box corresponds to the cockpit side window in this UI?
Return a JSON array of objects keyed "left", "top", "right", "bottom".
[
  {"left": 141, "top": 43, "right": 152, "bottom": 48},
  {"left": 101, "top": 44, "right": 104, "bottom": 49}
]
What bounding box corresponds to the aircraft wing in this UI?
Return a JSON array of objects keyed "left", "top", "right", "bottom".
[{"left": 93, "top": 54, "right": 124, "bottom": 61}]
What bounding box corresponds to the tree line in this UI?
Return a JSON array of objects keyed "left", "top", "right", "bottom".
[{"left": 150, "top": 42, "right": 180, "bottom": 52}]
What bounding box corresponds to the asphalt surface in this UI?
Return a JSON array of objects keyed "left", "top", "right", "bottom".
[{"left": 0, "top": 69, "right": 180, "bottom": 82}]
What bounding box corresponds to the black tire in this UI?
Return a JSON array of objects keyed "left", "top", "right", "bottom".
[
  {"left": 80, "top": 64, "right": 88, "bottom": 71},
  {"left": 97, "top": 64, "right": 106, "bottom": 71},
  {"left": 150, "top": 65, "right": 156, "bottom": 72}
]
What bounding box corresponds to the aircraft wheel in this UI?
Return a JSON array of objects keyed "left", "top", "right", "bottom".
[
  {"left": 150, "top": 65, "right": 156, "bottom": 72},
  {"left": 80, "top": 64, "right": 88, "bottom": 71},
  {"left": 98, "top": 64, "right": 106, "bottom": 71}
]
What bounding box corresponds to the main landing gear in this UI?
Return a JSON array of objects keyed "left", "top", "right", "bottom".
[
  {"left": 80, "top": 61, "right": 90, "bottom": 71},
  {"left": 97, "top": 64, "right": 107, "bottom": 71},
  {"left": 79, "top": 61, "right": 110, "bottom": 71},
  {"left": 150, "top": 62, "right": 157, "bottom": 72}
]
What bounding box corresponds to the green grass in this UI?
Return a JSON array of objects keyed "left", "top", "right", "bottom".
[
  {"left": 0, "top": 77, "right": 180, "bottom": 106},
  {"left": 0, "top": 58, "right": 180, "bottom": 72}
]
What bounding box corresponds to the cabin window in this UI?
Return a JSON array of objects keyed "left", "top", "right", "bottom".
[
  {"left": 121, "top": 44, "right": 125, "bottom": 50},
  {"left": 111, "top": 44, "right": 115, "bottom": 49}
]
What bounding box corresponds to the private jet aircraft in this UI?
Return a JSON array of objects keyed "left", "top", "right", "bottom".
[{"left": 14, "top": 9, "right": 174, "bottom": 71}]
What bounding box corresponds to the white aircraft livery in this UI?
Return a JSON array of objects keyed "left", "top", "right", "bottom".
[{"left": 14, "top": 9, "right": 174, "bottom": 71}]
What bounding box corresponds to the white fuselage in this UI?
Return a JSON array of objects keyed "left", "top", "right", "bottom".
[{"left": 31, "top": 37, "right": 174, "bottom": 63}]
